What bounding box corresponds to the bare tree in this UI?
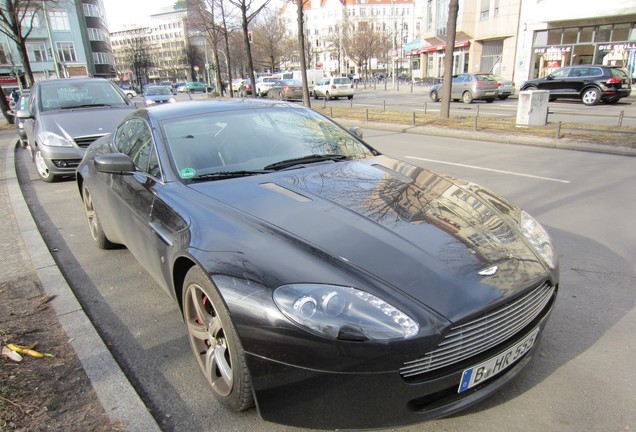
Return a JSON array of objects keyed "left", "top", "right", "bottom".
[
  {"left": 0, "top": 0, "right": 66, "bottom": 87},
  {"left": 228, "top": 0, "right": 271, "bottom": 98},
  {"left": 441, "top": 0, "right": 458, "bottom": 119},
  {"left": 346, "top": 22, "right": 385, "bottom": 81},
  {"left": 251, "top": 9, "right": 289, "bottom": 73},
  {"left": 119, "top": 33, "right": 155, "bottom": 90},
  {"left": 295, "top": 0, "right": 310, "bottom": 106},
  {"left": 188, "top": 0, "right": 226, "bottom": 94}
]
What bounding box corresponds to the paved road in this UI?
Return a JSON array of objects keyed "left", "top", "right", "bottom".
[{"left": 15, "top": 127, "right": 636, "bottom": 432}]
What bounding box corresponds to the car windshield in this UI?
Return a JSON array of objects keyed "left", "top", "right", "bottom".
[
  {"left": 281, "top": 79, "right": 301, "bottom": 86},
  {"left": 145, "top": 87, "right": 172, "bottom": 96},
  {"left": 39, "top": 81, "right": 128, "bottom": 111},
  {"left": 161, "top": 106, "right": 375, "bottom": 180},
  {"left": 475, "top": 74, "right": 496, "bottom": 82}
]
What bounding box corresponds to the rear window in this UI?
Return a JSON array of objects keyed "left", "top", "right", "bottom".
[
  {"left": 334, "top": 78, "right": 351, "bottom": 84},
  {"left": 609, "top": 68, "right": 629, "bottom": 79},
  {"left": 475, "top": 75, "right": 495, "bottom": 82}
]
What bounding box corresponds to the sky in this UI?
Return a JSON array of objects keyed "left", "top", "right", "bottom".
[{"left": 103, "top": 0, "right": 178, "bottom": 31}]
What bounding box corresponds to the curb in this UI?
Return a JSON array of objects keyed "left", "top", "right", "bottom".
[{"left": 4, "top": 140, "right": 161, "bottom": 432}]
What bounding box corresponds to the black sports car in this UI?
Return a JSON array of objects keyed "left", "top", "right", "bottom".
[{"left": 76, "top": 99, "right": 558, "bottom": 429}]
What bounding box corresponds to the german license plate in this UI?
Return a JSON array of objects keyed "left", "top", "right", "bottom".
[
  {"left": 622, "top": 84, "right": 629, "bottom": 88},
  {"left": 458, "top": 327, "right": 540, "bottom": 393}
]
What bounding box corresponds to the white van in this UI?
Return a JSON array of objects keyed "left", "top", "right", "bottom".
[{"left": 273, "top": 70, "right": 325, "bottom": 90}]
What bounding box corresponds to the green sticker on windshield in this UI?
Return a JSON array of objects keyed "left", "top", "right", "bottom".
[{"left": 179, "top": 168, "right": 196, "bottom": 179}]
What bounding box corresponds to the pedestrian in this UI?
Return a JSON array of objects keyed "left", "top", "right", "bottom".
[{"left": 10, "top": 88, "right": 19, "bottom": 105}]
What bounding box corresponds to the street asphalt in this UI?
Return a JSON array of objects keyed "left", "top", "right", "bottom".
[{"left": 0, "top": 104, "right": 634, "bottom": 431}]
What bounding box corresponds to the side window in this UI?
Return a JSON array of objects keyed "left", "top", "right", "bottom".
[
  {"left": 590, "top": 67, "right": 603, "bottom": 77},
  {"left": 115, "top": 119, "right": 161, "bottom": 178},
  {"left": 114, "top": 120, "right": 135, "bottom": 154},
  {"left": 552, "top": 67, "right": 571, "bottom": 78}
]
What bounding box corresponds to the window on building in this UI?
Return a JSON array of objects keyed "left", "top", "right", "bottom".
[
  {"left": 427, "top": 0, "right": 432, "bottom": 31},
  {"left": 562, "top": 27, "right": 577, "bottom": 44},
  {"left": 56, "top": 42, "right": 77, "bottom": 62},
  {"left": 83, "top": 3, "right": 102, "bottom": 17},
  {"left": 480, "top": 0, "right": 489, "bottom": 21},
  {"left": 93, "top": 52, "right": 112, "bottom": 64},
  {"left": 611, "top": 23, "right": 630, "bottom": 42},
  {"left": 436, "top": 0, "right": 448, "bottom": 35},
  {"left": 595, "top": 25, "right": 611, "bottom": 43},
  {"left": 88, "top": 28, "right": 105, "bottom": 41},
  {"left": 547, "top": 29, "right": 562, "bottom": 45},
  {"left": 493, "top": 0, "right": 499, "bottom": 17},
  {"left": 48, "top": 11, "right": 70, "bottom": 31},
  {"left": 27, "top": 43, "right": 47, "bottom": 62},
  {"left": 0, "top": 44, "right": 8, "bottom": 64},
  {"left": 22, "top": 11, "right": 41, "bottom": 30},
  {"left": 578, "top": 27, "right": 593, "bottom": 43}
]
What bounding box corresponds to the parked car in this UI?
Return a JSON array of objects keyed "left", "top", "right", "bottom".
[
  {"left": 16, "top": 77, "right": 136, "bottom": 182},
  {"left": 15, "top": 90, "right": 30, "bottom": 147},
  {"left": 118, "top": 83, "right": 138, "bottom": 99},
  {"left": 231, "top": 78, "right": 245, "bottom": 92},
  {"left": 520, "top": 64, "right": 632, "bottom": 106},
  {"left": 430, "top": 73, "right": 498, "bottom": 103},
  {"left": 177, "top": 82, "right": 212, "bottom": 93},
  {"left": 143, "top": 85, "right": 177, "bottom": 106},
  {"left": 238, "top": 79, "right": 253, "bottom": 97},
  {"left": 267, "top": 79, "right": 304, "bottom": 101},
  {"left": 76, "top": 98, "right": 558, "bottom": 430},
  {"left": 173, "top": 82, "right": 186, "bottom": 92},
  {"left": 477, "top": 74, "right": 516, "bottom": 100},
  {"left": 255, "top": 76, "right": 277, "bottom": 97},
  {"left": 313, "top": 76, "right": 354, "bottom": 100}
]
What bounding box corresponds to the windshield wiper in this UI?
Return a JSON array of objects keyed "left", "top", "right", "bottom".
[
  {"left": 60, "top": 104, "right": 113, "bottom": 109},
  {"left": 264, "top": 154, "right": 347, "bottom": 171},
  {"left": 190, "top": 170, "right": 272, "bottom": 181}
]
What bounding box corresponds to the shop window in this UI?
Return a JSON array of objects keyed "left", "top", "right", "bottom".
[
  {"left": 547, "top": 29, "right": 562, "bottom": 45},
  {"left": 611, "top": 23, "right": 630, "bottom": 42},
  {"left": 562, "top": 28, "right": 577, "bottom": 44},
  {"left": 534, "top": 31, "right": 547, "bottom": 46},
  {"left": 578, "top": 26, "right": 593, "bottom": 43},
  {"left": 595, "top": 25, "right": 611, "bottom": 43},
  {"left": 630, "top": 26, "right": 636, "bottom": 41}
]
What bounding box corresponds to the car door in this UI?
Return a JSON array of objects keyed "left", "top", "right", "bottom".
[
  {"left": 541, "top": 67, "right": 572, "bottom": 96},
  {"left": 106, "top": 118, "right": 178, "bottom": 289},
  {"left": 450, "top": 74, "right": 465, "bottom": 99}
]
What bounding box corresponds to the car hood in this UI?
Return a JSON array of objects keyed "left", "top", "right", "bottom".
[
  {"left": 188, "top": 156, "right": 549, "bottom": 321},
  {"left": 38, "top": 106, "right": 135, "bottom": 140}
]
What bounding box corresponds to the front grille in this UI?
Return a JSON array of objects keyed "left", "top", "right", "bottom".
[
  {"left": 400, "top": 282, "right": 555, "bottom": 379},
  {"left": 74, "top": 134, "right": 106, "bottom": 148}
]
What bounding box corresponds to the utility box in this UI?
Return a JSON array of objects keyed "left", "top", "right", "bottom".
[{"left": 516, "top": 90, "right": 549, "bottom": 127}]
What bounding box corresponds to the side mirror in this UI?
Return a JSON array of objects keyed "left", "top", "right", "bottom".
[
  {"left": 545, "top": 74, "right": 554, "bottom": 80},
  {"left": 16, "top": 109, "right": 32, "bottom": 119},
  {"left": 349, "top": 126, "right": 363, "bottom": 139},
  {"left": 94, "top": 153, "right": 136, "bottom": 175}
]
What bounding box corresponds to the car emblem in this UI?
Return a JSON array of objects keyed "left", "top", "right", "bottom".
[{"left": 478, "top": 265, "right": 498, "bottom": 276}]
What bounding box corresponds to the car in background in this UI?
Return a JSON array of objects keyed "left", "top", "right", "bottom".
[
  {"left": 477, "top": 74, "right": 515, "bottom": 100},
  {"left": 238, "top": 79, "right": 253, "bottom": 97},
  {"left": 143, "top": 85, "right": 177, "bottom": 106},
  {"left": 15, "top": 90, "right": 30, "bottom": 147},
  {"left": 16, "top": 77, "right": 136, "bottom": 182},
  {"left": 76, "top": 98, "right": 558, "bottom": 430},
  {"left": 177, "top": 82, "right": 212, "bottom": 93},
  {"left": 429, "top": 73, "right": 498, "bottom": 104},
  {"left": 267, "top": 79, "right": 303, "bottom": 101},
  {"left": 520, "top": 64, "right": 632, "bottom": 106},
  {"left": 255, "top": 76, "right": 277, "bottom": 97},
  {"left": 313, "top": 76, "right": 354, "bottom": 100},
  {"left": 231, "top": 78, "right": 245, "bottom": 92},
  {"left": 173, "top": 82, "right": 186, "bottom": 92}
]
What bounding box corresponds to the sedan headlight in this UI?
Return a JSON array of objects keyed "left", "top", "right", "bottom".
[
  {"left": 145, "top": 99, "right": 156, "bottom": 106},
  {"left": 273, "top": 284, "right": 419, "bottom": 341},
  {"left": 168, "top": 97, "right": 176, "bottom": 103},
  {"left": 520, "top": 211, "right": 557, "bottom": 269},
  {"left": 39, "top": 131, "right": 74, "bottom": 147}
]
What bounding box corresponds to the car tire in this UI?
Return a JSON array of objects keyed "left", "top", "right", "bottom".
[
  {"left": 82, "top": 185, "right": 116, "bottom": 249},
  {"left": 182, "top": 266, "right": 254, "bottom": 412},
  {"left": 486, "top": 98, "right": 495, "bottom": 103},
  {"left": 522, "top": 85, "right": 537, "bottom": 91},
  {"left": 462, "top": 91, "right": 473, "bottom": 104},
  {"left": 326, "top": 91, "right": 332, "bottom": 101},
  {"left": 313, "top": 91, "right": 318, "bottom": 100},
  {"left": 33, "top": 149, "right": 56, "bottom": 183},
  {"left": 279, "top": 91, "right": 284, "bottom": 101},
  {"left": 581, "top": 87, "right": 601, "bottom": 106},
  {"left": 347, "top": 95, "right": 353, "bottom": 100},
  {"left": 498, "top": 95, "right": 508, "bottom": 100},
  {"left": 430, "top": 90, "right": 440, "bottom": 102}
]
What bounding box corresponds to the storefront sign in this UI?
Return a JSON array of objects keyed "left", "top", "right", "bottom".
[
  {"left": 598, "top": 43, "right": 636, "bottom": 51},
  {"left": 534, "top": 46, "right": 571, "bottom": 54}
]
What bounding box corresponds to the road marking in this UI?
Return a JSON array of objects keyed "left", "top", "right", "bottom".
[{"left": 405, "top": 156, "right": 571, "bottom": 184}]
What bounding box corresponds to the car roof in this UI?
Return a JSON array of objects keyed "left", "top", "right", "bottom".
[
  {"left": 143, "top": 99, "right": 300, "bottom": 121},
  {"left": 37, "top": 77, "right": 111, "bottom": 87}
]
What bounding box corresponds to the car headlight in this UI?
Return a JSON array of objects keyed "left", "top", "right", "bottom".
[
  {"left": 273, "top": 284, "right": 419, "bottom": 341},
  {"left": 145, "top": 99, "right": 155, "bottom": 106},
  {"left": 169, "top": 97, "right": 176, "bottom": 103},
  {"left": 520, "top": 211, "right": 557, "bottom": 269},
  {"left": 39, "top": 131, "right": 74, "bottom": 147}
]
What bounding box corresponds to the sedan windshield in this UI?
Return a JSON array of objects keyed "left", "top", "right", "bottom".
[
  {"left": 161, "top": 106, "right": 375, "bottom": 180},
  {"left": 145, "top": 87, "right": 172, "bottom": 96},
  {"left": 39, "top": 81, "right": 129, "bottom": 111}
]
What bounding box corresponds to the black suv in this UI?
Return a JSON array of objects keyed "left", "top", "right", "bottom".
[{"left": 520, "top": 65, "right": 631, "bottom": 106}]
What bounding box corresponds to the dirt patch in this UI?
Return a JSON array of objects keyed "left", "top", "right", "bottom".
[{"left": 0, "top": 276, "right": 126, "bottom": 432}]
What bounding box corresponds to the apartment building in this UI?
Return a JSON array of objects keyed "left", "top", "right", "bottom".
[
  {"left": 110, "top": 9, "right": 189, "bottom": 85},
  {"left": 0, "top": 0, "right": 115, "bottom": 84},
  {"left": 280, "top": 0, "right": 417, "bottom": 76}
]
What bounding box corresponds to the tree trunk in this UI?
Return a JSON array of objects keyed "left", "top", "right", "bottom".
[
  {"left": 440, "top": 0, "right": 459, "bottom": 120},
  {"left": 16, "top": 38, "right": 35, "bottom": 87},
  {"left": 0, "top": 85, "right": 15, "bottom": 125},
  {"left": 297, "top": 0, "right": 311, "bottom": 107},
  {"left": 219, "top": 0, "right": 234, "bottom": 98},
  {"left": 241, "top": 6, "right": 258, "bottom": 98}
]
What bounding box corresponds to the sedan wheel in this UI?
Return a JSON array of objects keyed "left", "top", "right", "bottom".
[
  {"left": 581, "top": 87, "right": 601, "bottom": 106},
  {"left": 430, "top": 90, "right": 440, "bottom": 102},
  {"left": 462, "top": 91, "right": 474, "bottom": 104},
  {"left": 34, "top": 149, "right": 55, "bottom": 183},
  {"left": 82, "top": 185, "right": 115, "bottom": 249},
  {"left": 182, "top": 266, "right": 254, "bottom": 411}
]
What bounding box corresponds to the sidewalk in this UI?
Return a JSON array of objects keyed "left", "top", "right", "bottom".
[{"left": 0, "top": 124, "right": 160, "bottom": 431}]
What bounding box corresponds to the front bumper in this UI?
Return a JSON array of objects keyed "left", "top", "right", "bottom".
[
  {"left": 37, "top": 145, "right": 84, "bottom": 175},
  {"left": 247, "top": 296, "right": 555, "bottom": 429}
]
